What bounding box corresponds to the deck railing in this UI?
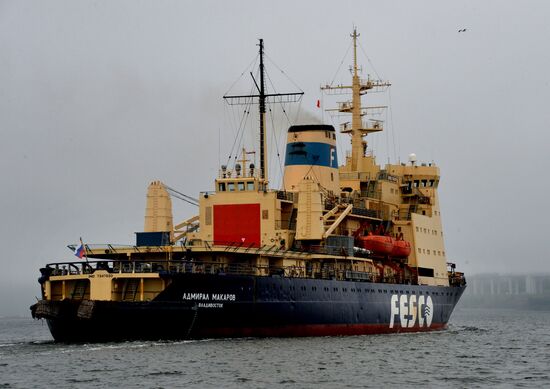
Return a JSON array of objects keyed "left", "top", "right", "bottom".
[{"left": 41, "top": 259, "right": 429, "bottom": 286}]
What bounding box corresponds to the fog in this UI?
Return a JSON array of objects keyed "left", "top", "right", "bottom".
[{"left": 1, "top": 0, "right": 549, "bottom": 316}]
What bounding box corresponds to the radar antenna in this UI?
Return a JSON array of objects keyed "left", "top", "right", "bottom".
[{"left": 321, "top": 28, "right": 391, "bottom": 171}]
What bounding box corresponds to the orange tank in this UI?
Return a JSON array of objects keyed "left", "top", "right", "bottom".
[{"left": 356, "top": 235, "right": 393, "bottom": 255}]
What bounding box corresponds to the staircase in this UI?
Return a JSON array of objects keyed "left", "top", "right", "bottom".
[
  {"left": 71, "top": 280, "right": 88, "bottom": 300},
  {"left": 288, "top": 208, "right": 298, "bottom": 230},
  {"left": 122, "top": 279, "right": 140, "bottom": 301}
]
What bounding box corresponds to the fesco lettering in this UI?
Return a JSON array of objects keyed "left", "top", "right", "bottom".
[{"left": 389, "top": 294, "right": 433, "bottom": 328}]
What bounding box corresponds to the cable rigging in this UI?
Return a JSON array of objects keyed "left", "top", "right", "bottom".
[{"left": 164, "top": 185, "right": 199, "bottom": 207}]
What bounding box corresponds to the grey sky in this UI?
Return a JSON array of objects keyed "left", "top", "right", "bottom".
[{"left": 1, "top": 0, "right": 549, "bottom": 316}]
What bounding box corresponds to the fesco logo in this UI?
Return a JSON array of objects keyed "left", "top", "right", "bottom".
[{"left": 389, "top": 294, "right": 433, "bottom": 328}]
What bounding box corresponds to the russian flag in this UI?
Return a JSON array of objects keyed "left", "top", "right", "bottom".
[{"left": 74, "top": 243, "right": 85, "bottom": 259}]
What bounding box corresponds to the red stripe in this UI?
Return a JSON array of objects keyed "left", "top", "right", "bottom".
[{"left": 195, "top": 323, "right": 447, "bottom": 338}]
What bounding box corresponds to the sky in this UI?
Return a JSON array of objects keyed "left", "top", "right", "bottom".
[{"left": 1, "top": 0, "right": 549, "bottom": 316}]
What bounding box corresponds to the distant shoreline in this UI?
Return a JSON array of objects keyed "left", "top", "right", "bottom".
[{"left": 459, "top": 294, "right": 550, "bottom": 311}]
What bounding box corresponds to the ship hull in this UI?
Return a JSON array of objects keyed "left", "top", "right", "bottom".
[{"left": 33, "top": 273, "right": 465, "bottom": 342}]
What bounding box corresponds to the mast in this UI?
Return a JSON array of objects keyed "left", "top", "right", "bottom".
[
  {"left": 258, "top": 39, "right": 267, "bottom": 181},
  {"left": 350, "top": 29, "right": 362, "bottom": 172},
  {"left": 224, "top": 40, "right": 303, "bottom": 185},
  {"left": 321, "top": 28, "right": 391, "bottom": 172}
]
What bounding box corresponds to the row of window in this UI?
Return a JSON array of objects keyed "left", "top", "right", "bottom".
[
  {"left": 218, "top": 181, "right": 266, "bottom": 192},
  {"left": 407, "top": 179, "right": 439, "bottom": 188},
  {"left": 417, "top": 247, "right": 445, "bottom": 256},
  {"left": 324, "top": 131, "right": 336, "bottom": 139},
  {"left": 269, "top": 284, "right": 457, "bottom": 297},
  {"left": 416, "top": 226, "right": 443, "bottom": 236}
]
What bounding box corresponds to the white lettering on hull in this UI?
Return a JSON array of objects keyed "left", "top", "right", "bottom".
[
  {"left": 198, "top": 303, "right": 224, "bottom": 308},
  {"left": 389, "top": 294, "right": 433, "bottom": 328},
  {"left": 182, "top": 292, "right": 236, "bottom": 302}
]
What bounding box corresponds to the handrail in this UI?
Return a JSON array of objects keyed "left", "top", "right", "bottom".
[{"left": 40, "top": 259, "right": 432, "bottom": 286}]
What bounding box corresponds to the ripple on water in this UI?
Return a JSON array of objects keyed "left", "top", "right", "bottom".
[
  {"left": 148, "top": 371, "right": 183, "bottom": 376},
  {"left": 0, "top": 309, "right": 549, "bottom": 389}
]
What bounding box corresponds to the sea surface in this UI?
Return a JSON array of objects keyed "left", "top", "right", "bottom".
[{"left": 0, "top": 308, "right": 549, "bottom": 388}]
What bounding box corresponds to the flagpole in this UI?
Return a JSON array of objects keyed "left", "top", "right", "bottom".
[
  {"left": 321, "top": 93, "right": 324, "bottom": 123},
  {"left": 80, "top": 237, "right": 88, "bottom": 263}
]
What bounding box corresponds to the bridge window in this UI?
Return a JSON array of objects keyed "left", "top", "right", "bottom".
[
  {"left": 238, "top": 182, "right": 245, "bottom": 191},
  {"left": 247, "top": 182, "right": 255, "bottom": 191},
  {"left": 227, "top": 182, "right": 235, "bottom": 191},
  {"left": 218, "top": 183, "right": 226, "bottom": 192}
]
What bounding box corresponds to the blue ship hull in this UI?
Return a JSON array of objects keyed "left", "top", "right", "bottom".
[{"left": 33, "top": 273, "right": 465, "bottom": 342}]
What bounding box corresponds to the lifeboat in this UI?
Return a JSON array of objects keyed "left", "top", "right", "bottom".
[
  {"left": 356, "top": 235, "right": 412, "bottom": 258},
  {"left": 391, "top": 239, "right": 411, "bottom": 258},
  {"left": 356, "top": 235, "right": 393, "bottom": 255}
]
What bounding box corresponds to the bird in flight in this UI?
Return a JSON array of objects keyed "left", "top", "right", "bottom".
[{"left": 458, "top": 28, "right": 467, "bottom": 33}]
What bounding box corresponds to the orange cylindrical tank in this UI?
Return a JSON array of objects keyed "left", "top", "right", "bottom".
[{"left": 356, "top": 235, "right": 393, "bottom": 255}]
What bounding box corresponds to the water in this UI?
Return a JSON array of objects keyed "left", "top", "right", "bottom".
[{"left": 1, "top": 308, "right": 549, "bottom": 388}]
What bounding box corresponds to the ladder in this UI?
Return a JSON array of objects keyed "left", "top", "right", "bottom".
[
  {"left": 71, "top": 280, "right": 88, "bottom": 300},
  {"left": 122, "top": 279, "right": 140, "bottom": 301}
]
